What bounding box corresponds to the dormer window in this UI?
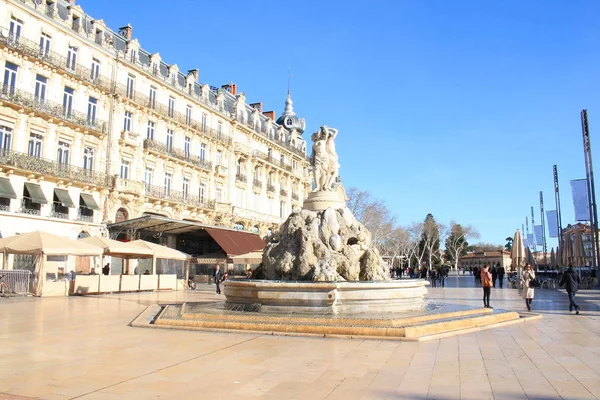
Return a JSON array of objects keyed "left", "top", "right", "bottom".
[
  {"left": 152, "top": 63, "right": 158, "bottom": 75},
  {"left": 95, "top": 30, "right": 103, "bottom": 45},
  {"left": 129, "top": 49, "right": 137, "bottom": 63},
  {"left": 72, "top": 15, "right": 81, "bottom": 32}
]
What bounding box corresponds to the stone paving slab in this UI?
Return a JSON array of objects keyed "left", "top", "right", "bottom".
[{"left": 0, "top": 275, "right": 599, "bottom": 399}]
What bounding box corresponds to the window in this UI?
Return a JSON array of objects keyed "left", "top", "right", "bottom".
[
  {"left": 90, "top": 58, "right": 100, "bottom": 81},
  {"left": 3, "top": 62, "right": 18, "bottom": 94},
  {"left": 83, "top": 147, "right": 94, "bottom": 172},
  {"left": 126, "top": 74, "right": 135, "bottom": 98},
  {"left": 87, "top": 97, "right": 97, "bottom": 124},
  {"left": 9, "top": 17, "right": 22, "bottom": 41},
  {"left": 129, "top": 49, "right": 137, "bottom": 63},
  {"left": 39, "top": 33, "right": 51, "bottom": 56},
  {"left": 63, "top": 87, "right": 74, "bottom": 116},
  {"left": 216, "top": 150, "right": 222, "bottom": 166},
  {"left": 253, "top": 165, "right": 260, "bottom": 180},
  {"left": 57, "top": 141, "right": 70, "bottom": 165},
  {"left": 168, "top": 97, "right": 175, "bottom": 118},
  {"left": 151, "top": 63, "right": 158, "bottom": 76},
  {"left": 217, "top": 121, "right": 223, "bottom": 135},
  {"left": 120, "top": 159, "right": 130, "bottom": 179},
  {"left": 0, "top": 126, "right": 13, "bottom": 152},
  {"left": 292, "top": 159, "right": 297, "bottom": 170},
  {"left": 280, "top": 201, "right": 286, "bottom": 218},
  {"left": 281, "top": 154, "right": 285, "bottom": 166},
  {"left": 149, "top": 86, "right": 156, "bottom": 109},
  {"left": 200, "top": 143, "right": 206, "bottom": 161},
  {"left": 216, "top": 186, "right": 222, "bottom": 203},
  {"left": 28, "top": 133, "right": 43, "bottom": 158},
  {"left": 236, "top": 159, "right": 242, "bottom": 175},
  {"left": 183, "top": 178, "right": 189, "bottom": 199},
  {"left": 35, "top": 75, "right": 47, "bottom": 103},
  {"left": 185, "top": 105, "right": 192, "bottom": 126},
  {"left": 267, "top": 148, "right": 273, "bottom": 158},
  {"left": 166, "top": 129, "right": 173, "bottom": 151},
  {"left": 201, "top": 113, "right": 207, "bottom": 132},
  {"left": 146, "top": 121, "right": 155, "bottom": 140},
  {"left": 184, "top": 137, "right": 190, "bottom": 158},
  {"left": 123, "top": 111, "right": 132, "bottom": 131},
  {"left": 66, "top": 46, "right": 78, "bottom": 71},
  {"left": 144, "top": 168, "right": 153, "bottom": 186},
  {"left": 199, "top": 181, "right": 206, "bottom": 201},
  {"left": 164, "top": 173, "right": 172, "bottom": 195}
]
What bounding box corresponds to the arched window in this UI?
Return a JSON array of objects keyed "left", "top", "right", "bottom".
[
  {"left": 253, "top": 165, "right": 260, "bottom": 180},
  {"left": 268, "top": 172, "right": 274, "bottom": 185},
  {"left": 115, "top": 208, "right": 128, "bottom": 222},
  {"left": 252, "top": 225, "right": 259, "bottom": 233},
  {"left": 233, "top": 223, "right": 244, "bottom": 231},
  {"left": 236, "top": 158, "right": 243, "bottom": 175},
  {"left": 77, "top": 231, "right": 90, "bottom": 240}
]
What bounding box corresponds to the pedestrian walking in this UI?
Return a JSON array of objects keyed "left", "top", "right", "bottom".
[
  {"left": 429, "top": 268, "right": 437, "bottom": 288},
  {"left": 481, "top": 264, "right": 493, "bottom": 308},
  {"left": 521, "top": 263, "right": 535, "bottom": 311},
  {"left": 491, "top": 264, "right": 498, "bottom": 288},
  {"left": 496, "top": 262, "right": 505, "bottom": 288},
  {"left": 214, "top": 265, "right": 223, "bottom": 295},
  {"left": 559, "top": 264, "right": 582, "bottom": 314}
]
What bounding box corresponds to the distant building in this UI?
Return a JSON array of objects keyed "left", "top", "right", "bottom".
[{"left": 459, "top": 250, "right": 512, "bottom": 271}]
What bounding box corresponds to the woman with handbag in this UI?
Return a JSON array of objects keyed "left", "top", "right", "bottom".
[{"left": 522, "top": 264, "right": 536, "bottom": 311}]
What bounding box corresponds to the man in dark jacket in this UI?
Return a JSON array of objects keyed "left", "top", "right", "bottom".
[
  {"left": 496, "top": 262, "right": 505, "bottom": 288},
  {"left": 559, "top": 265, "right": 581, "bottom": 314},
  {"left": 214, "top": 265, "right": 223, "bottom": 295}
]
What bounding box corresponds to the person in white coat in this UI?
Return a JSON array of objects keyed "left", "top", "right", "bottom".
[{"left": 521, "top": 263, "right": 536, "bottom": 311}]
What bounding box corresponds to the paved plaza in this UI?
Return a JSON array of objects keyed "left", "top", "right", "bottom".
[{"left": 1, "top": 274, "right": 599, "bottom": 400}]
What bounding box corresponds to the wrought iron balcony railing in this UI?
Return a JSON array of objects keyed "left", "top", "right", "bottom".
[
  {"left": 252, "top": 179, "right": 262, "bottom": 188},
  {"left": 143, "top": 139, "right": 212, "bottom": 171},
  {"left": 0, "top": 148, "right": 113, "bottom": 188},
  {"left": 292, "top": 193, "right": 299, "bottom": 201},
  {"left": 0, "top": 84, "right": 107, "bottom": 135},
  {"left": 267, "top": 184, "right": 276, "bottom": 193},
  {"left": 0, "top": 30, "right": 112, "bottom": 93},
  {"left": 280, "top": 189, "right": 288, "bottom": 197},
  {"left": 78, "top": 208, "right": 94, "bottom": 223},
  {"left": 235, "top": 173, "right": 247, "bottom": 183},
  {"left": 51, "top": 203, "right": 69, "bottom": 219},
  {"left": 144, "top": 184, "right": 215, "bottom": 209},
  {"left": 19, "top": 198, "right": 41, "bottom": 216}
]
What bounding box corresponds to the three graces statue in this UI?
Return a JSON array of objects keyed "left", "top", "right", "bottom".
[{"left": 310, "top": 125, "right": 339, "bottom": 192}]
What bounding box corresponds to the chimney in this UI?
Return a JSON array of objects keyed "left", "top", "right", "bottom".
[
  {"left": 263, "top": 111, "right": 276, "bottom": 121},
  {"left": 118, "top": 24, "right": 133, "bottom": 40},
  {"left": 221, "top": 83, "right": 237, "bottom": 95},
  {"left": 250, "top": 102, "right": 263, "bottom": 112},
  {"left": 187, "top": 69, "right": 199, "bottom": 81}
]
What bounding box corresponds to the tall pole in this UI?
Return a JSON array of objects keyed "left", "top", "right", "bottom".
[
  {"left": 531, "top": 206, "right": 537, "bottom": 252},
  {"left": 525, "top": 216, "right": 529, "bottom": 249},
  {"left": 581, "top": 109, "right": 599, "bottom": 274},
  {"left": 553, "top": 165, "right": 563, "bottom": 243},
  {"left": 540, "top": 191, "right": 547, "bottom": 264}
]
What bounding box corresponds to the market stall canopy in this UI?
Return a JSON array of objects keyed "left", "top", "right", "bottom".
[
  {"left": 128, "top": 240, "right": 190, "bottom": 260},
  {"left": 205, "top": 228, "right": 265, "bottom": 257},
  {"left": 80, "top": 236, "right": 153, "bottom": 258},
  {"left": 0, "top": 231, "right": 103, "bottom": 256},
  {"left": 229, "top": 251, "right": 263, "bottom": 264}
]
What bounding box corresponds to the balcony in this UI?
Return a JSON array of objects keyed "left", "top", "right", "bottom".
[
  {"left": 235, "top": 173, "right": 247, "bottom": 183},
  {"left": 19, "top": 198, "right": 41, "bottom": 216},
  {"left": 114, "top": 178, "right": 144, "bottom": 196},
  {"left": 120, "top": 130, "right": 139, "bottom": 146},
  {"left": 143, "top": 139, "right": 212, "bottom": 172},
  {"left": 78, "top": 208, "right": 94, "bottom": 223},
  {"left": 292, "top": 193, "right": 299, "bottom": 201},
  {"left": 51, "top": 203, "right": 69, "bottom": 219},
  {"left": 280, "top": 189, "right": 288, "bottom": 197},
  {"left": 0, "top": 149, "right": 113, "bottom": 188},
  {"left": 252, "top": 150, "right": 293, "bottom": 172},
  {"left": 0, "top": 30, "right": 112, "bottom": 93},
  {"left": 267, "top": 184, "right": 276, "bottom": 193},
  {"left": 252, "top": 179, "right": 262, "bottom": 188},
  {"left": 0, "top": 85, "right": 107, "bottom": 136},
  {"left": 144, "top": 184, "right": 215, "bottom": 209}
]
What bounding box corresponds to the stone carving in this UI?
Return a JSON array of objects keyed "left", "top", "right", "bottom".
[
  {"left": 310, "top": 125, "right": 339, "bottom": 192},
  {"left": 260, "top": 206, "right": 389, "bottom": 282}
]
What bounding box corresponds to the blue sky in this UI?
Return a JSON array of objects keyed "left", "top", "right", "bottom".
[{"left": 79, "top": 0, "right": 600, "bottom": 247}]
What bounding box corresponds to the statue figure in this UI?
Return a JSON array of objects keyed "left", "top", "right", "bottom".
[
  {"left": 310, "top": 126, "right": 329, "bottom": 191},
  {"left": 325, "top": 126, "right": 339, "bottom": 190}
]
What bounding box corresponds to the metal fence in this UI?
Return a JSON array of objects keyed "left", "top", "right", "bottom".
[{"left": 0, "top": 270, "right": 31, "bottom": 295}]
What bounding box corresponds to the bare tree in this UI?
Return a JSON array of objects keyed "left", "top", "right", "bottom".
[
  {"left": 346, "top": 187, "right": 396, "bottom": 252},
  {"left": 444, "top": 221, "right": 480, "bottom": 270}
]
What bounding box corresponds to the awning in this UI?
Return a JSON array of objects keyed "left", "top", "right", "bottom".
[
  {"left": 24, "top": 182, "right": 47, "bottom": 204},
  {"left": 80, "top": 193, "right": 100, "bottom": 210},
  {"left": 229, "top": 251, "right": 263, "bottom": 264},
  {"left": 205, "top": 227, "right": 265, "bottom": 256},
  {"left": 54, "top": 188, "right": 75, "bottom": 208},
  {"left": 0, "top": 177, "right": 17, "bottom": 199}
]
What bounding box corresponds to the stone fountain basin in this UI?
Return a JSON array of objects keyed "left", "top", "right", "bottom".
[{"left": 223, "top": 279, "right": 429, "bottom": 314}]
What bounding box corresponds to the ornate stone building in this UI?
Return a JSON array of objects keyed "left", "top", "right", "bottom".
[{"left": 0, "top": 0, "right": 311, "bottom": 241}]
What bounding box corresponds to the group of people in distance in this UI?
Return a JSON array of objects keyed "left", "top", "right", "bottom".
[
  {"left": 186, "top": 266, "right": 254, "bottom": 294},
  {"left": 479, "top": 263, "right": 582, "bottom": 314}
]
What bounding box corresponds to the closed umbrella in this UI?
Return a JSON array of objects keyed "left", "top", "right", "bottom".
[
  {"left": 572, "top": 230, "right": 586, "bottom": 267},
  {"left": 561, "top": 233, "right": 572, "bottom": 267},
  {"left": 510, "top": 229, "right": 525, "bottom": 275},
  {"left": 550, "top": 247, "right": 556, "bottom": 269}
]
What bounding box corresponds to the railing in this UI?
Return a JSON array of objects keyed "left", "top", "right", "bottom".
[
  {"left": 267, "top": 184, "right": 276, "bottom": 193},
  {"left": 280, "top": 189, "right": 288, "bottom": 197},
  {"left": 143, "top": 139, "right": 212, "bottom": 171},
  {"left": 78, "top": 208, "right": 94, "bottom": 222},
  {"left": 0, "top": 204, "right": 9, "bottom": 212},
  {"left": 253, "top": 179, "right": 262, "bottom": 188},
  {"left": 51, "top": 203, "right": 69, "bottom": 219},
  {"left": 0, "top": 149, "right": 113, "bottom": 188},
  {"left": 114, "top": 177, "right": 144, "bottom": 195},
  {"left": 0, "top": 84, "right": 107, "bottom": 135},
  {"left": 252, "top": 150, "right": 293, "bottom": 171},
  {"left": 292, "top": 193, "right": 299, "bottom": 201},
  {"left": 144, "top": 184, "right": 215, "bottom": 209},
  {"left": 235, "top": 173, "right": 247, "bottom": 183},
  {"left": 0, "top": 270, "right": 31, "bottom": 294},
  {"left": 0, "top": 30, "right": 113, "bottom": 93},
  {"left": 19, "top": 199, "right": 41, "bottom": 216}
]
